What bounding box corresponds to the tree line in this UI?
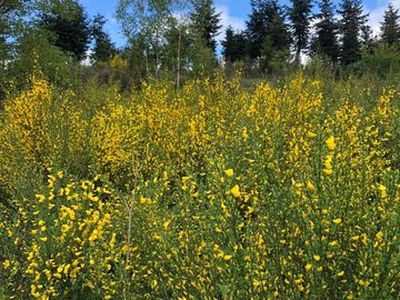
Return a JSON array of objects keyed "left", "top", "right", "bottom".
[
  {"left": 1, "top": 0, "right": 400, "bottom": 95},
  {"left": 223, "top": 0, "right": 400, "bottom": 71}
]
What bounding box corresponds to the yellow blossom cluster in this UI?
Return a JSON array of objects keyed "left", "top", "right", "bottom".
[{"left": 1, "top": 74, "right": 400, "bottom": 298}]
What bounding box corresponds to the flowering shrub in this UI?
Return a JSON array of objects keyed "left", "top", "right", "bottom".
[
  {"left": 0, "top": 170, "right": 121, "bottom": 299},
  {"left": 1, "top": 74, "right": 400, "bottom": 299}
]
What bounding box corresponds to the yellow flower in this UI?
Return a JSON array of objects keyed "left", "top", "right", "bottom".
[
  {"left": 306, "top": 180, "right": 316, "bottom": 192},
  {"left": 307, "top": 131, "right": 317, "bottom": 138},
  {"left": 329, "top": 240, "right": 339, "bottom": 247},
  {"left": 163, "top": 220, "right": 171, "bottom": 231},
  {"left": 375, "top": 230, "right": 384, "bottom": 242},
  {"left": 253, "top": 279, "right": 261, "bottom": 287},
  {"left": 2, "top": 259, "right": 11, "bottom": 269},
  {"left": 224, "top": 169, "right": 234, "bottom": 177},
  {"left": 223, "top": 254, "right": 233, "bottom": 261},
  {"left": 313, "top": 255, "right": 321, "bottom": 262},
  {"left": 230, "top": 185, "right": 241, "bottom": 198},
  {"left": 36, "top": 194, "right": 46, "bottom": 203},
  {"left": 61, "top": 224, "right": 71, "bottom": 234},
  {"left": 305, "top": 263, "right": 313, "bottom": 272},
  {"left": 326, "top": 136, "right": 336, "bottom": 151},
  {"left": 333, "top": 218, "right": 342, "bottom": 225}
]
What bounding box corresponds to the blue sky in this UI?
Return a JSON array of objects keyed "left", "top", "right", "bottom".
[{"left": 80, "top": 0, "right": 395, "bottom": 49}]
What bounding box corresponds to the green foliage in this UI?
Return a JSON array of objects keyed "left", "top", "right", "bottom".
[
  {"left": 1, "top": 73, "right": 400, "bottom": 299},
  {"left": 311, "top": 0, "right": 339, "bottom": 62},
  {"left": 39, "top": 0, "right": 91, "bottom": 61},
  {"left": 289, "top": 0, "right": 313, "bottom": 62},
  {"left": 381, "top": 4, "right": 400, "bottom": 48},
  {"left": 91, "top": 14, "right": 116, "bottom": 63},
  {"left": 0, "top": 0, "right": 29, "bottom": 100},
  {"left": 8, "top": 28, "right": 77, "bottom": 90},
  {"left": 361, "top": 44, "right": 400, "bottom": 78},
  {"left": 247, "top": 0, "right": 291, "bottom": 72},
  {"left": 222, "top": 26, "right": 249, "bottom": 64},
  {"left": 189, "top": 0, "right": 222, "bottom": 54},
  {"left": 189, "top": 35, "right": 218, "bottom": 78},
  {"left": 338, "top": 0, "right": 368, "bottom": 65}
]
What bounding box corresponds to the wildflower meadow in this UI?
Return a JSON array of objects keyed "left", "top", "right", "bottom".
[{"left": 1, "top": 73, "right": 400, "bottom": 299}]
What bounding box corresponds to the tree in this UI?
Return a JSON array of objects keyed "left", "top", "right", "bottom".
[
  {"left": 311, "top": 0, "right": 339, "bottom": 62},
  {"left": 39, "top": 0, "right": 91, "bottom": 61},
  {"left": 247, "top": 0, "right": 291, "bottom": 70},
  {"left": 0, "top": 0, "right": 29, "bottom": 100},
  {"left": 91, "top": 14, "right": 116, "bottom": 63},
  {"left": 0, "top": 0, "right": 28, "bottom": 59},
  {"left": 222, "top": 26, "right": 248, "bottom": 63},
  {"left": 289, "top": 0, "right": 313, "bottom": 63},
  {"left": 0, "top": 0, "right": 27, "bottom": 36},
  {"left": 338, "top": 0, "right": 368, "bottom": 65},
  {"left": 189, "top": 0, "right": 221, "bottom": 54},
  {"left": 117, "top": 0, "right": 185, "bottom": 80},
  {"left": 247, "top": 0, "right": 268, "bottom": 59},
  {"left": 164, "top": 16, "right": 192, "bottom": 88},
  {"left": 381, "top": 3, "right": 400, "bottom": 47}
]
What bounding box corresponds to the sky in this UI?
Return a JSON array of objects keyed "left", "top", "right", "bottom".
[{"left": 80, "top": 0, "right": 399, "bottom": 49}]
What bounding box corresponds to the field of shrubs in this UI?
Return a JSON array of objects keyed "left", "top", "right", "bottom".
[{"left": 1, "top": 73, "right": 400, "bottom": 299}]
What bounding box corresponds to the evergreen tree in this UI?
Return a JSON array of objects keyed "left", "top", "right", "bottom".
[
  {"left": 40, "top": 0, "right": 91, "bottom": 61},
  {"left": 247, "top": 0, "right": 291, "bottom": 67},
  {"left": 289, "top": 0, "right": 313, "bottom": 62},
  {"left": 311, "top": 0, "right": 339, "bottom": 62},
  {"left": 189, "top": 0, "right": 221, "bottom": 53},
  {"left": 222, "top": 26, "right": 235, "bottom": 62},
  {"left": 361, "top": 24, "right": 374, "bottom": 51},
  {"left": 91, "top": 14, "right": 116, "bottom": 63},
  {"left": 381, "top": 3, "right": 400, "bottom": 47},
  {"left": 338, "top": 0, "right": 368, "bottom": 65},
  {"left": 247, "top": 0, "right": 268, "bottom": 59},
  {"left": 222, "top": 26, "right": 248, "bottom": 63},
  {"left": 247, "top": 0, "right": 290, "bottom": 56}
]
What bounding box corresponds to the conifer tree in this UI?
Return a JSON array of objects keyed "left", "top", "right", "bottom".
[
  {"left": 222, "top": 26, "right": 248, "bottom": 63},
  {"left": 311, "top": 0, "right": 339, "bottom": 62},
  {"left": 190, "top": 0, "right": 221, "bottom": 53},
  {"left": 40, "top": 0, "right": 91, "bottom": 61},
  {"left": 91, "top": 14, "right": 116, "bottom": 63},
  {"left": 289, "top": 0, "right": 313, "bottom": 62},
  {"left": 338, "top": 0, "right": 368, "bottom": 65},
  {"left": 381, "top": 3, "right": 400, "bottom": 47},
  {"left": 246, "top": 0, "right": 290, "bottom": 61}
]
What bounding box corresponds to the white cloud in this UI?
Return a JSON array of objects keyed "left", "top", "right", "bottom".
[
  {"left": 368, "top": 0, "right": 400, "bottom": 38},
  {"left": 216, "top": 5, "right": 246, "bottom": 43}
]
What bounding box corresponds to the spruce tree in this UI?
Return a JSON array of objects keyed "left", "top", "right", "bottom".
[
  {"left": 91, "top": 14, "right": 116, "bottom": 63},
  {"left": 190, "top": 0, "right": 222, "bottom": 53},
  {"left": 222, "top": 26, "right": 248, "bottom": 63},
  {"left": 312, "top": 0, "right": 339, "bottom": 62},
  {"left": 381, "top": 3, "right": 400, "bottom": 47},
  {"left": 338, "top": 0, "right": 368, "bottom": 65},
  {"left": 289, "top": 0, "right": 313, "bottom": 62},
  {"left": 247, "top": 0, "right": 290, "bottom": 61},
  {"left": 40, "top": 0, "right": 91, "bottom": 61}
]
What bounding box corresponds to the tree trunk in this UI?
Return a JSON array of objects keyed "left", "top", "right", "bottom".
[{"left": 176, "top": 29, "right": 182, "bottom": 89}]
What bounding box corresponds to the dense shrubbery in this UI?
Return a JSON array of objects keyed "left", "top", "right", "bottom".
[{"left": 1, "top": 73, "right": 400, "bottom": 299}]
